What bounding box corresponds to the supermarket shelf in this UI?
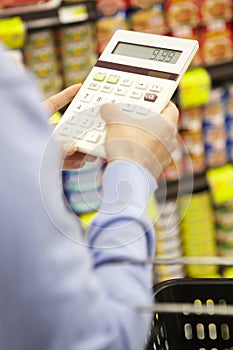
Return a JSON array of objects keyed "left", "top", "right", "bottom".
[
  {"left": 0, "top": 1, "right": 98, "bottom": 29},
  {"left": 206, "top": 61, "right": 233, "bottom": 83},
  {"left": 0, "top": 0, "right": 62, "bottom": 15},
  {"left": 156, "top": 171, "right": 208, "bottom": 201}
]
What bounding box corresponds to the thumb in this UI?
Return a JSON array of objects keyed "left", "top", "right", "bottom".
[
  {"left": 160, "top": 101, "right": 179, "bottom": 129},
  {"left": 100, "top": 103, "right": 130, "bottom": 124}
]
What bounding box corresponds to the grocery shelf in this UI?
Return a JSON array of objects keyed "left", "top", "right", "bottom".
[
  {"left": 0, "top": 1, "right": 98, "bottom": 29},
  {"left": 206, "top": 60, "right": 233, "bottom": 84},
  {"left": 156, "top": 171, "right": 208, "bottom": 201},
  {"left": 0, "top": 0, "right": 62, "bottom": 16}
]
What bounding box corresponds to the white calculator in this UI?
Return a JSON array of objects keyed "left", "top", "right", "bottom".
[{"left": 54, "top": 30, "right": 198, "bottom": 158}]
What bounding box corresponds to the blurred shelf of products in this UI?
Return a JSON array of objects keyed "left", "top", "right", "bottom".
[{"left": 0, "top": 0, "right": 233, "bottom": 282}]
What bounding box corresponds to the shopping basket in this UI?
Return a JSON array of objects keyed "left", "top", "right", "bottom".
[{"left": 145, "top": 278, "right": 233, "bottom": 350}]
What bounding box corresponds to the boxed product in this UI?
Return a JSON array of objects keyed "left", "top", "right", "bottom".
[
  {"left": 96, "top": 12, "right": 129, "bottom": 54},
  {"left": 165, "top": 0, "right": 201, "bottom": 29},
  {"left": 130, "top": 0, "right": 164, "bottom": 8},
  {"left": 96, "top": 0, "right": 128, "bottom": 16},
  {"left": 200, "top": 21, "right": 233, "bottom": 65},
  {"left": 129, "top": 4, "right": 166, "bottom": 34},
  {"left": 200, "top": 0, "right": 232, "bottom": 24}
]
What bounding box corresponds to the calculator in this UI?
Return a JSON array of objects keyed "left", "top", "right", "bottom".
[{"left": 54, "top": 30, "right": 199, "bottom": 158}]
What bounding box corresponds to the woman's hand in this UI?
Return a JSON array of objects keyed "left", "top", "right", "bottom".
[
  {"left": 43, "top": 84, "right": 81, "bottom": 117},
  {"left": 43, "top": 84, "right": 96, "bottom": 170}
]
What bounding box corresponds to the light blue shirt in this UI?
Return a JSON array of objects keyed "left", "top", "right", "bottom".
[{"left": 0, "top": 45, "right": 157, "bottom": 350}]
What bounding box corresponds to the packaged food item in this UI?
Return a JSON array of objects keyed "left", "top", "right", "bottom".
[
  {"left": 205, "top": 141, "right": 228, "bottom": 168},
  {"left": 165, "top": 0, "right": 201, "bottom": 29},
  {"left": 57, "top": 23, "right": 92, "bottom": 43},
  {"left": 24, "top": 29, "right": 61, "bottom": 98},
  {"left": 200, "top": 21, "right": 233, "bottom": 65},
  {"left": 201, "top": 88, "right": 228, "bottom": 167},
  {"left": 62, "top": 158, "right": 105, "bottom": 214},
  {"left": 57, "top": 23, "right": 96, "bottom": 87},
  {"left": 129, "top": 4, "right": 166, "bottom": 34},
  {"left": 0, "top": 17, "right": 26, "bottom": 49},
  {"left": 178, "top": 191, "right": 218, "bottom": 277},
  {"left": 200, "top": 0, "right": 232, "bottom": 24},
  {"left": 97, "top": 0, "right": 128, "bottom": 16},
  {"left": 130, "top": 0, "right": 164, "bottom": 8},
  {"left": 96, "top": 11, "right": 129, "bottom": 54},
  {"left": 154, "top": 199, "right": 185, "bottom": 282}
]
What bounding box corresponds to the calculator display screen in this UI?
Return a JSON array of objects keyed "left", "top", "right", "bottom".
[{"left": 112, "top": 42, "right": 182, "bottom": 64}]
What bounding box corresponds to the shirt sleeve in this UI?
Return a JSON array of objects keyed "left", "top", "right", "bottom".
[{"left": 0, "top": 44, "right": 157, "bottom": 350}]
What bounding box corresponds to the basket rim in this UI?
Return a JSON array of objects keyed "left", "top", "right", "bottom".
[{"left": 153, "top": 277, "right": 233, "bottom": 295}]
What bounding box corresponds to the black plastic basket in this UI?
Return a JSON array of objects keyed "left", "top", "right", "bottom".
[{"left": 145, "top": 278, "right": 233, "bottom": 350}]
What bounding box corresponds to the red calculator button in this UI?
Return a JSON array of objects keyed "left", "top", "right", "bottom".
[{"left": 144, "top": 93, "right": 157, "bottom": 102}]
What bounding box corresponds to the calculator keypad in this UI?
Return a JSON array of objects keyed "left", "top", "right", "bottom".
[{"left": 55, "top": 69, "right": 164, "bottom": 157}]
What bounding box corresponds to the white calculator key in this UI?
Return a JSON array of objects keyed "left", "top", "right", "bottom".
[
  {"left": 150, "top": 83, "right": 163, "bottom": 93},
  {"left": 72, "top": 127, "right": 86, "bottom": 139},
  {"left": 135, "top": 106, "right": 150, "bottom": 115},
  {"left": 79, "top": 117, "right": 95, "bottom": 128},
  {"left": 120, "top": 103, "right": 135, "bottom": 112},
  {"left": 114, "top": 87, "right": 126, "bottom": 96},
  {"left": 109, "top": 97, "right": 120, "bottom": 104},
  {"left": 86, "top": 105, "right": 99, "bottom": 117},
  {"left": 95, "top": 120, "right": 105, "bottom": 131},
  {"left": 80, "top": 92, "right": 93, "bottom": 103},
  {"left": 130, "top": 90, "right": 142, "bottom": 99},
  {"left": 58, "top": 124, "right": 73, "bottom": 137},
  {"left": 135, "top": 82, "right": 147, "bottom": 90},
  {"left": 93, "top": 95, "right": 106, "bottom": 105},
  {"left": 86, "top": 131, "right": 101, "bottom": 143},
  {"left": 73, "top": 103, "right": 86, "bottom": 113},
  {"left": 120, "top": 78, "right": 132, "bottom": 87},
  {"left": 88, "top": 82, "right": 100, "bottom": 91},
  {"left": 66, "top": 114, "right": 79, "bottom": 125},
  {"left": 101, "top": 84, "right": 113, "bottom": 93}
]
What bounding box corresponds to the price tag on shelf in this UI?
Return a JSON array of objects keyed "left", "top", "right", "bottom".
[
  {"left": 0, "top": 17, "right": 26, "bottom": 49},
  {"left": 58, "top": 5, "right": 88, "bottom": 24},
  {"left": 206, "top": 164, "right": 233, "bottom": 205}
]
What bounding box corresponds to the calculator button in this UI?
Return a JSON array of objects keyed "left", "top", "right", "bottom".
[
  {"left": 120, "top": 78, "right": 132, "bottom": 87},
  {"left": 88, "top": 82, "right": 100, "bottom": 91},
  {"left": 66, "top": 114, "right": 79, "bottom": 125},
  {"left": 80, "top": 93, "right": 93, "bottom": 103},
  {"left": 144, "top": 93, "right": 157, "bottom": 102},
  {"left": 58, "top": 124, "right": 73, "bottom": 137},
  {"left": 95, "top": 120, "right": 105, "bottom": 131},
  {"left": 135, "top": 106, "right": 150, "bottom": 115},
  {"left": 86, "top": 131, "right": 101, "bottom": 143},
  {"left": 120, "top": 103, "right": 135, "bottom": 112},
  {"left": 109, "top": 97, "right": 120, "bottom": 104},
  {"left": 93, "top": 72, "right": 106, "bottom": 82},
  {"left": 101, "top": 84, "right": 113, "bottom": 93},
  {"left": 135, "top": 82, "right": 147, "bottom": 90},
  {"left": 93, "top": 95, "right": 106, "bottom": 105},
  {"left": 86, "top": 106, "right": 99, "bottom": 117},
  {"left": 150, "top": 84, "right": 162, "bottom": 93},
  {"left": 106, "top": 75, "right": 120, "bottom": 84},
  {"left": 130, "top": 91, "right": 142, "bottom": 99},
  {"left": 73, "top": 103, "right": 86, "bottom": 113},
  {"left": 79, "top": 117, "right": 94, "bottom": 128},
  {"left": 114, "top": 87, "right": 126, "bottom": 96},
  {"left": 72, "top": 127, "right": 86, "bottom": 139}
]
